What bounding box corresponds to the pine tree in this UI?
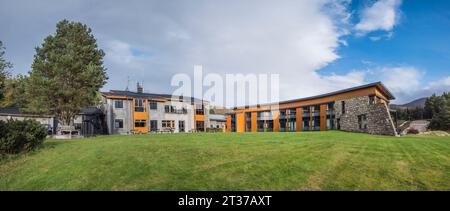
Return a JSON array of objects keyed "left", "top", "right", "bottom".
[
  {"left": 0, "top": 74, "right": 28, "bottom": 108},
  {"left": 0, "top": 41, "right": 13, "bottom": 101},
  {"left": 26, "top": 20, "right": 108, "bottom": 125}
]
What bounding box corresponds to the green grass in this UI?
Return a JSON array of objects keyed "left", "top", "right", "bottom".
[{"left": 1, "top": 131, "right": 449, "bottom": 190}]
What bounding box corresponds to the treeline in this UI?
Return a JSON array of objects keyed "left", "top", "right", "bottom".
[
  {"left": 425, "top": 93, "right": 450, "bottom": 130},
  {"left": 395, "top": 93, "right": 450, "bottom": 131}
]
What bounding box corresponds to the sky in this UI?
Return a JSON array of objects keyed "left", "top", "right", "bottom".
[{"left": 1, "top": 0, "right": 450, "bottom": 106}]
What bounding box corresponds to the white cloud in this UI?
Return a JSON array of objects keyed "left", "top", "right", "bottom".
[
  {"left": 377, "top": 66, "right": 422, "bottom": 95},
  {"left": 424, "top": 76, "right": 450, "bottom": 94},
  {"left": 322, "top": 71, "right": 367, "bottom": 90},
  {"left": 92, "top": 0, "right": 354, "bottom": 105},
  {"left": 2, "top": 0, "right": 420, "bottom": 106},
  {"left": 355, "top": 0, "right": 402, "bottom": 35}
]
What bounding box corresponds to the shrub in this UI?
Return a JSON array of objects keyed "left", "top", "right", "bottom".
[
  {"left": 0, "top": 119, "right": 47, "bottom": 154},
  {"left": 406, "top": 128, "right": 420, "bottom": 134}
]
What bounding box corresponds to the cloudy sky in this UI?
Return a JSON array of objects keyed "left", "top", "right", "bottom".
[{"left": 1, "top": 0, "right": 450, "bottom": 106}]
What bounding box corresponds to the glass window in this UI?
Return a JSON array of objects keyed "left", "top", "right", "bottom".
[
  {"left": 150, "top": 120, "right": 158, "bottom": 131},
  {"left": 358, "top": 114, "right": 368, "bottom": 129},
  {"left": 179, "top": 120, "right": 185, "bottom": 132},
  {"left": 114, "top": 119, "right": 123, "bottom": 128},
  {"left": 162, "top": 120, "right": 175, "bottom": 128},
  {"left": 341, "top": 101, "right": 346, "bottom": 114},
  {"left": 245, "top": 112, "right": 252, "bottom": 132},
  {"left": 134, "top": 98, "right": 145, "bottom": 112},
  {"left": 114, "top": 100, "right": 123, "bottom": 109},
  {"left": 196, "top": 104, "right": 205, "bottom": 115},
  {"left": 196, "top": 121, "right": 205, "bottom": 131},
  {"left": 149, "top": 101, "right": 157, "bottom": 109},
  {"left": 134, "top": 120, "right": 146, "bottom": 128}
]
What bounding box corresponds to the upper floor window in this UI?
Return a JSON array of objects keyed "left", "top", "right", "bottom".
[
  {"left": 341, "top": 101, "right": 346, "bottom": 114},
  {"left": 369, "top": 95, "right": 376, "bottom": 105},
  {"left": 115, "top": 100, "right": 123, "bottom": 109},
  {"left": 134, "top": 98, "right": 145, "bottom": 112},
  {"left": 195, "top": 104, "right": 205, "bottom": 115},
  {"left": 149, "top": 101, "right": 157, "bottom": 110}
]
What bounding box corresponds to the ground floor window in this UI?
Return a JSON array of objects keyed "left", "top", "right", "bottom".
[
  {"left": 150, "top": 120, "right": 158, "bottom": 132},
  {"left": 302, "top": 117, "right": 310, "bottom": 131},
  {"left": 179, "top": 120, "right": 185, "bottom": 132},
  {"left": 196, "top": 121, "right": 205, "bottom": 131},
  {"left": 114, "top": 119, "right": 123, "bottom": 128},
  {"left": 162, "top": 120, "right": 175, "bottom": 128},
  {"left": 230, "top": 114, "right": 236, "bottom": 132},
  {"left": 134, "top": 119, "right": 146, "bottom": 128},
  {"left": 245, "top": 112, "right": 252, "bottom": 132},
  {"left": 358, "top": 114, "right": 368, "bottom": 130},
  {"left": 287, "top": 119, "right": 296, "bottom": 132}
]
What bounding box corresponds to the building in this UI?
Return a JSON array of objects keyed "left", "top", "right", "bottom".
[
  {"left": 0, "top": 107, "right": 55, "bottom": 131},
  {"left": 0, "top": 107, "right": 106, "bottom": 137},
  {"left": 226, "top": 82, "right": 398, "bottom": 136},
  {"left": 208, "top": 114, "right": 227, "bottom": 131},
  {"left": 101, "top": 83, "right": 210, "bottom": 134}
]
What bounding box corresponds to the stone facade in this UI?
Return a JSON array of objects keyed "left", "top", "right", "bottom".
[{"left": 334, "top": 96, "right": 397, "bottom": 136}]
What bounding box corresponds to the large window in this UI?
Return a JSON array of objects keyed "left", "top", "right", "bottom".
[
  {"left": 114, "top": 119, "right": 123, "bottom": 128},
  {"left": 149, "top": 101, "right": 157, "bottom": 110},
  {"left": 179, "top": 120, "right": 185, "bottom": 132},
  {"left": 195, "top": 104, "right": 205, "bottom": 115},
  {"left": 134, "top": 98, "right": 145, "bottom": 112},
  {"left": 257, "top": 111, "right": 274, "bottom": 132},
  {"left": 358, "top": 114, "right": 368, "bottom": 130},
  {"left": 327, "top": 102, "right": 335, "bottom": 130},
  {"left": 162, "top": 120, "right": 175, "bottom": 128},
  {"left": 150, "top": 120, "right": 158, "bottom": 132},
  {"left": 230, "top": 114, "right": 236, "bottom": 132},
  {"left": 279, "top": 109, "right": 296, "bottom": 132},
  {"left": 245, "top": 112, "right": 252, "bottom": 132},
  {"left": 114, "top": 100, "right": 123, "bottom": 109},
  {"left": 312, "top": 105, "right": 320, "bottom": 130},
  {"left": 196, "top": 121, "right": 205, "bottom": 131},
  {"left": 134, "top": 119, "right": 146, "bottom": 128}
]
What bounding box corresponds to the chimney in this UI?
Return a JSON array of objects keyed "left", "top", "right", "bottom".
[{"left": 137, "top": 82, "right": 143, "bottom": 93}]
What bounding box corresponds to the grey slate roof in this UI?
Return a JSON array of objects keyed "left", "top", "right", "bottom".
[
  {"left": 101, "top": 90, "right": 206, "bottom": 103},
  {"left": 233, "top": 82, "right": 395, "bottom": 109}
]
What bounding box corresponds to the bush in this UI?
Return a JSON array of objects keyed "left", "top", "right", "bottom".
[
  {"left": 0, "top": 119, "right": 47, "bottom": 154},
  {"left": 406, "top": 128, "right": 420, "bottom": 134}
]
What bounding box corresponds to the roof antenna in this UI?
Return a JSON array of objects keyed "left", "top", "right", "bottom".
[{"left": 125, "top": 76, "right": 130, "bottom": 91}]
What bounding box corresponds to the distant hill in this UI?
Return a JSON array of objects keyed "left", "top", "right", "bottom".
[{"left": 391, "top": 97, "right": 428, "bottom": 110}]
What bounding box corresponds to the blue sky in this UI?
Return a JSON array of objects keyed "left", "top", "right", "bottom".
[
  {"left": 1, "top": 0, "right": 449, "bottom": 105},
  {"left": 322, "top": 0, "right": 450, "bottom": 82}
]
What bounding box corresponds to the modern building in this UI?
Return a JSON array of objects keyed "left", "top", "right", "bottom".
[
  {"left": 226, "top": 82, "right": 398, "bottom": 136},
  {"left": 101, "top": 83, "right": 210, "bottom": 134}
]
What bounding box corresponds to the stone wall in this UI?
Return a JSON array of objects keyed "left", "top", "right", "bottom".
[{"left": 334, "top": 96, "right": 397, "bottom": 136}]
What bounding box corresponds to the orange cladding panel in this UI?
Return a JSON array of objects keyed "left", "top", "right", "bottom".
[
  {"left": 320, "top": 104, "right": 327, "bottom": 131},
  {"left": 226, "top": 115, "right": 231, "bottom": 132},
  {"left": 296, "top": 107, "right": 303, "bottom": 131},
  {"left": 236, "top": 112, "right": 245, "bottom": 132},
  {"left": 251, "top": 112, "right": 257, "bottom": 132},
  {"left": 273, "top": 110, "right": 280, "bottom": 132}
]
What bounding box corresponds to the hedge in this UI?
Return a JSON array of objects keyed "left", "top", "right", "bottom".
[{"left": 0, "top": 119, "right": 47, "bottom": 154}]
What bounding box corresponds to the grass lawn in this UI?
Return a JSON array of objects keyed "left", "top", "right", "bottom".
[{"left": 1, "top": 131, "right": 449, "bottom": 191}]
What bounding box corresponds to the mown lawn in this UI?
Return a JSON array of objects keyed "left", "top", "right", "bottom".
[{"left": 1, "top": 131, "right": 449, "bottom": 190}]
